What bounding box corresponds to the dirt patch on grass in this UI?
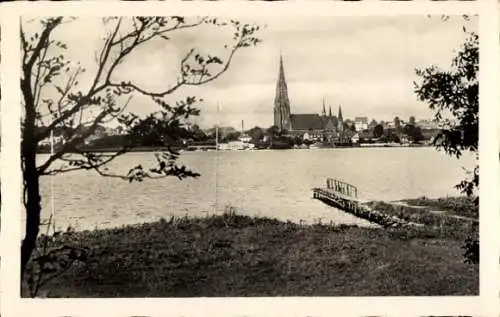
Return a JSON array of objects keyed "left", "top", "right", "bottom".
[{"left": 401, "top": 196, "right": 478, "bottom": 220}]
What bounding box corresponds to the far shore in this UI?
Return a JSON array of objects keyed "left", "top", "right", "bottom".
[
  {"left": 25, "top": 196, "right": 478, "bottom": 298},
  {"left": 36, "top": 143, "right": 432, "bottom": 154}
]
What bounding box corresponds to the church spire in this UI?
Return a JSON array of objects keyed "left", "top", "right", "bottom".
[
  {"left": 322, "top": 99, "right": 326, "bottom": 117},
  {"left": 337, "top": 105, "right": 344, "bottom": 131},
  {"left": 274, "top": 54, "right": 291, "bottom": 132},
  {"left": 278, "top": 55, "right": 285, "bottom": 83},
  {"left": 329, "top": 106, "right": 332, "bottom": 118}
]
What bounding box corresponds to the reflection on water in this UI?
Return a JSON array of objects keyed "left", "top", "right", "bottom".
[{"left": 35, "top": 147, "right": 475, "bottom": 231}]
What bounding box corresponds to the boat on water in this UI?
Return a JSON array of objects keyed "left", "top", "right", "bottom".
[
  {"left": 383, "top": 142, "right": 402, "bottom": 147},
  {"left": 293, "top": 144, "right": 310, "bottom": 150},
  {"left": 228, "top": 141, "right": 246, "bottom": 150},
  {"left": 309, "top": 142, "right": 324, "bottom": 149},
  {"left": 360, "top": 143, "right": 385, "bottom": 147},
  {"left": 217, "top": 140, "right": 255, "bottom": 151},
  {"left": 309, "top": 141, "right": 338, "bottom": 149},
  {"left": 215, "top": 118, "right": 256, "bottom": 151}
]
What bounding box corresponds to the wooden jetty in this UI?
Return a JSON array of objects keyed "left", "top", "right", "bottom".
[{"left": 312, "top": 178, "right": 411, "bottom": 227}]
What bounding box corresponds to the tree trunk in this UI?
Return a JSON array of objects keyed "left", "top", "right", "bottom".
[
  {"left": 20, "top": 141, "right": 41, "bottom": 276},
  {"left": 21, "top": 49, "right": 43, "bottom": 276}
]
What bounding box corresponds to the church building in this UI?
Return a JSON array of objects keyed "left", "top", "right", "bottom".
[{"left": 273, "top": 55, "right": 349, "bottom": 142}]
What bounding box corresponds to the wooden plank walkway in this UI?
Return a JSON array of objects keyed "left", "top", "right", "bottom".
[{"left": 312, "top": 178, "right": 415, "bottom": 228}]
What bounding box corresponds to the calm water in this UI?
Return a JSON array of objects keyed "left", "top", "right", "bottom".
[{"left": 36, "top": 147, "right": 475, "bottom": 231}]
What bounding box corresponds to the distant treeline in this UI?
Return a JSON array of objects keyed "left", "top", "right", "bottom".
[{"left": 35, "top": 123, "right": 441, "bottom": 153}]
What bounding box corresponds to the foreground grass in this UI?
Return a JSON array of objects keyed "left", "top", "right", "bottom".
[{"left": 27, "top": 203, "right": 478, "bottom": 297}]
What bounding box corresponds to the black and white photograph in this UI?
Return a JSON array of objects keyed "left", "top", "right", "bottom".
[{"left": 16, "top": 12, "right": 481, "bottom": 299}]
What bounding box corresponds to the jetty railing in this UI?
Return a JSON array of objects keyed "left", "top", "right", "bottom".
[{"left": 326, "top": 178, "right": 357, "bottom": 199}]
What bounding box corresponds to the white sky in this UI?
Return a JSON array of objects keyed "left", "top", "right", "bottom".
[{"left": 29, "top": 15, "right": 478, "bottom": 129}]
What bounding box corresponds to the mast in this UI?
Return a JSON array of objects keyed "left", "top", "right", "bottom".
[
  {"left": 50, "top": 130, "right": 55, "bottom": 232},
  {"left": 215, "top": 106, "right": 219, "bottom": 149},
  {"left": 215, "top": 103, "right": 220, "bottom": 215}
]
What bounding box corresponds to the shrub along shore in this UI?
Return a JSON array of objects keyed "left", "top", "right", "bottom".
[{"left": 25, "top": 196, "right": 478, "bottom": 297}]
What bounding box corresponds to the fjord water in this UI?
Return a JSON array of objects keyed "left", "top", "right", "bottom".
[{"left": 37, "top": 147, "right": 475, "bottom": 231}]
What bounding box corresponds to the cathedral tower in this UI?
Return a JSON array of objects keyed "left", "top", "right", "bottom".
[
  {"left": 337, "top": 105, "right": 344, "bottom": 132},
  {"left": 274, "top": 55, "right": 291, "bottom": 131}
]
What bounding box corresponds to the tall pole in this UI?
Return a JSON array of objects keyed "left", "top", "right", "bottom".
[
  {"left": 50, "top": 130, "right": 55, "bottom": 232},
  {"left": 215, "top": 103, "right": 220, "bottom": 215}
]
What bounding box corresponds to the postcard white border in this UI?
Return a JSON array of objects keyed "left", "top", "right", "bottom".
[
  {"left": 1, "top": 6, "right": 23, "bottom": 317},
  {"left": 0, "top": 1, "right": 497, "bottom": 317}
]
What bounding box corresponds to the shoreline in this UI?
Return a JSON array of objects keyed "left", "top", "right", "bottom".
[
  {"left": 26, "top": 196, "right": 478, "bottom": 297},
  {"left": 36, "top": 143, "right": 432, "bottom": 154},
  {"left": 36, "top": 195, "right": 476, "bottom": 234}
]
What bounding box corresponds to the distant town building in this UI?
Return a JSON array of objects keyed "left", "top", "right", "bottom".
[
  {"left": 351, "top": 134, "right": 359, "bottom": 143},
  {"left": 354, "top": 117, "right": 368, "bottom": 131},
  {"left": 273, "top": 55, "right": 348, "bottom": 142}
]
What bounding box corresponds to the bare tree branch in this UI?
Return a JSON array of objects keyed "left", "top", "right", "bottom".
[
  {"left": 109, "top": 41, "right": 239, "bottom": 98},
  {"left": 21, "top": 16, "right": 262, "bottom": 284},
  {"left": 37, "top": 108, "right": 112, "bottom": 174},
  {"left": 22, "top": 18, "right": 64, "bottom": 129},
  {"left": 41, "top": 146, "right": 131, "bottom": 176},
  {"left": 24, "top": 18, "right": 63, "bottom": 80},
  {"left": 35, "top": 20, "right": 122, "bottom": 142},
  {"left": 32, "top": 46, "right": 50, "bottom": 108}
]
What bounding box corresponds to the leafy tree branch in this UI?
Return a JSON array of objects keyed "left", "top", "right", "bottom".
[{"left": 414, "top": 29, "right": 478, "bottom": 263}]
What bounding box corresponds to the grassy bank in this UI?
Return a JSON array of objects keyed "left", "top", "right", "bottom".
[
  {"left": 400, "top": 196, "right": 478, "bottom": 220},
  {"left": 364, "top": 197, "right": 477, "bottom": 239},
  {"left": 25, "top": 197, "right": 478, "bottom": 297}
]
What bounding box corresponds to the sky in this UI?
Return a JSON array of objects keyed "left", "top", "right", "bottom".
[{"left": 28, "top": 15, "right": 478, "bottom": 130}]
